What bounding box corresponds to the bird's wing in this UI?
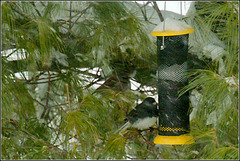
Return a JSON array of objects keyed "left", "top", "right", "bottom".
[
  {"left": 143, "top": 105, "right": 158, "bottom": 117},
  {"left": 134, "top": 102, "right": 144, "bottom": 111},
  {"left": 126, "top": 109, "right": 139, "bottom": 123},
  {"left": 135, "top": 103, "right": 158, "bottom": 118}
]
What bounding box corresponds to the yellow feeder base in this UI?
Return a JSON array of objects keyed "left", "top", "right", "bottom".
[{"left": 154, "top": 134, "right": 194, "bottom": 145}]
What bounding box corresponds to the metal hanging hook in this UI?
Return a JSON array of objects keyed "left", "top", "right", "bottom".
[
  {"left": 160, "top": 1, "right": 167, "bottom": 50},
  {"left": 161, "top": 36, "right": 165, "bottom": 50},
  {"left": 180, "top": 1, "right": 183, "bottom": 15}
]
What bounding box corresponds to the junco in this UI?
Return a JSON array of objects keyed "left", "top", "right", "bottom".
[
  {"left": 96, "top": 47, "right": 136, "bottom": 92},
  {"left": 115, "top": 97, "right": 158, "bottom": 134},
  {"left": 96, "top": 72, "right": 131, "bottom": 92}
]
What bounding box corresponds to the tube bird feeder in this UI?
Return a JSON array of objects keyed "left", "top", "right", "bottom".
[{"left": 151, "top": 18, "right": 194, "bottom": 145}]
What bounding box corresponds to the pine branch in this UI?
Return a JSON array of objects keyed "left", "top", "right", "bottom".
[
  {"left": 84, "top": 77, "right": 101, "bottom": 89},
  {"left": 40, "top": 1, "right": 46, "bottom": 7},
  {"left": 213, "top": 127, "right": 220, "bottom": 148},
  {"left": 227, "top": 1, "right": 238, "bottom": 15},
  {"left": 9, "top": 119, "right": 68, "bottom": 158},
  {"left": 46, "top": 69, "right": 51, "bottom": 108},
  {"left": 25, "top": 71, "right": 45, "bottom": 84},
  {"left": 173, "top": 145, "right": 180, "bottom": 159},
  {"left": 8, "top": 2, "right": 37, "bottom": 22},
  {"left": 3, "top": 49, "right": 18, "bottom": 59},
  {"left": 135, "top": 1, "right": 148, "bottom": 21},
  {"left": 69, "top": 2, "right": 72, "bottom": 29},
  {"left": 71, "top": 4, "right": 93, "bottom": 27},
  {"left": 66, "top": 84, "right": 71, "bottom": 111},
  {"left": 231, "top": 75, "right": 239, "bottom": 88},
  {"left": 124, "top": 130, "right": 166, "bottom": 159},
  {"left": 49, "top": 103, "right": 68, "bottom": 111},
  {"left": 30, "top": 2, "right": 42, "bottom": 17},
  {"left": 40, "top": 68, "right": 52, "bottom": 119},
  {"left": 26, "top": 78, "right": 60, "bottom": 84},
  {"left": 152, "top": 1, "right": 164, "bottom": 22},
  {"left": 139, "top": 133, "right": 166, "bottom": 159},
  {"left": 141, "top": 1, "right": 152, "bottom": 8}
]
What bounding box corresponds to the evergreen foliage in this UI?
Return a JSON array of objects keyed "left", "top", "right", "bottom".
[{"left": 1, "top": 1, "right": 239, "bottom": 159}]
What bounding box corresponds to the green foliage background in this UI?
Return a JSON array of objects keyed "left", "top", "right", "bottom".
[{"left": 1, "top": 1, "right": 239, "bottom": 159}]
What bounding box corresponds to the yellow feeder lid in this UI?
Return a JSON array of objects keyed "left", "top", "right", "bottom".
[
  {"left": 154, "top": 134, "right": 194, "bottom": 145},
  {"left": 151, "top": 18, "right": 194, "bottom": 36}
]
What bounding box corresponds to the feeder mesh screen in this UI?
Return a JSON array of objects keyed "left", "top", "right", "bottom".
[
  {"left": 158, "top": 62, "right": 187, "bottom": 82},
  {"left": 157, "top": 35, "right": 190, "bottom": 136}
]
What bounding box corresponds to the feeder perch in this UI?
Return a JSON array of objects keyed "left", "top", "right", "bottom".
[{"left": 151, "top": 18, "right": 194, "bottom": 145}]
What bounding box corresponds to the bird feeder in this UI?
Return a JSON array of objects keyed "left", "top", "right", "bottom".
[{"left": 151, "top": 18, "right": 194, "bottom": 145}]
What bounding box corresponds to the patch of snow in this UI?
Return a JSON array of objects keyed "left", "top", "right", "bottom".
[
  {"left": 78, "top": 68, "right": 89, "bottom": 72},
  {"left": 130, "top": 79, "right": 141, "bottom": 90},
  {"left": 202, "top": 44, "right": 226, "bottom": 61},
  {"left": 218, "top": 58, "right": 226, "bottom": 75},
  {"left": 91, "top": 80, "right": 104, "bottom": 89},
  {"left": 225, "top": 77, "right": 238, "bottom": 87},
  {"left": 50, "top": 48, "right": 69, "bottom": 67},
  {"left": 206, "top": 111, "right": 217, "bottom": 126},
  {"left": 1, "top": 48, "right": 26, "bottom": 61},
  {"left": 189, "top": 89, "right": 202, "bottom": 121},
  {"left": 88, "top": 67, "right": 102, "bottom": 75},
  {"left": 186, "top": 1, "right": 226, "bottom": 56},
  {"left": 14, "top": 71, "right": 30, "bottom": 80},
  {"left": 152, "top": 17, "right": 193, "bottom": 32},
  {"left": 189, "top": 89, "right": 202, "bottom": 108},
  {"left": 191, "top": 150, "right": 199, "bottom": 155},
  {"left": 69, "top": 137, "right": 78, "bottom": 143},
  {"left": 136, "top": 1, "right": 192, "bottom": 16}
]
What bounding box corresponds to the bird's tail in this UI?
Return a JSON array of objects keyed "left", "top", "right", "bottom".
[{"left": 114, "top": 121, "right": 131, "bottom": 134}]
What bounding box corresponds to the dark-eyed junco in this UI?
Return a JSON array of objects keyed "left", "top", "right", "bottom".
[
  {"left": 115, "top": 97, "right": 158, "bottom": 133},
  {"left": 96, "top": 72, "right": 131, "bottom": 92}
]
